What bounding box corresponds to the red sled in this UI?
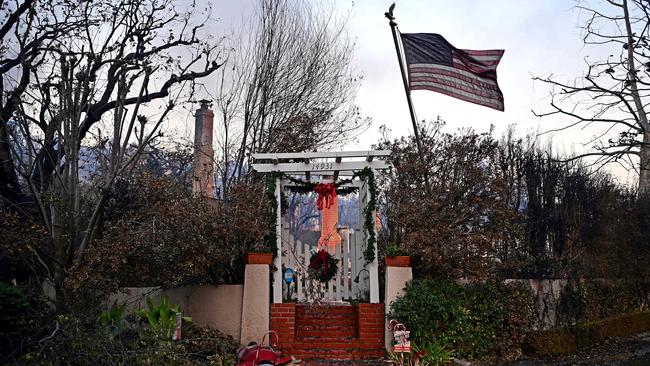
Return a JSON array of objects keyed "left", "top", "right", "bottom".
[{"left": 236, "top": 331, "right": 301, "bottom": 366}]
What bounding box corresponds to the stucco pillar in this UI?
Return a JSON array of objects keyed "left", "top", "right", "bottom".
[
  {"left": 384, "top": 263, "right": 412, "bottom": 351},
  {"left": 240, "top": 263, "right": 270, "bottom": 345}
]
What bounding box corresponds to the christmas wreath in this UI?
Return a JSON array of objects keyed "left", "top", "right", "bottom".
[{"left": 308, "top": 250, "right": 338, "bottom": 283}]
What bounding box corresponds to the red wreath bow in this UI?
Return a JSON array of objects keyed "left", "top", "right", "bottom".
[{"left": 314, "top": 183, "right": 337, "bottom": 210}]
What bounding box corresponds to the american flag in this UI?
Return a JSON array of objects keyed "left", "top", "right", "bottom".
[{"left": 400, "top": 33, "right": 504, "bottom": 111}]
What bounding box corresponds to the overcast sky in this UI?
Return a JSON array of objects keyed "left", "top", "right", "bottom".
[{"left": 193, "top": 1, "right": 635, "bottom": 182}]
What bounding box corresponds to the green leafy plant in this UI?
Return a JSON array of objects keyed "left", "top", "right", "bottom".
[
  {"left": 99, "top": 301, "right": 127, "bottom": 337},
  {"left": 137, "top": 296, "right": 191, "bottom": 340},
  {"left": 414, "top": 342, "right": 454, "bottom": 366},
  {"left": 385, "top": 244, "right": 409, "bottom": 257}
]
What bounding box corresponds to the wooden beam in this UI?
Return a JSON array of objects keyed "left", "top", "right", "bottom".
[
  {"left": 252, "top": 150, "right": 391, "bottom": 160},
  {"left": 252, "top": 160, "right": 390, "bottom": 173},
  {"left": 282, "top": 180, "right": 364, "bottom": 188}
]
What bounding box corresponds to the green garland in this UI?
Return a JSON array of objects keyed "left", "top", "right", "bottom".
[
  {"left": 265, "top": 167, "right": 378, "bottom": 264},
  {"left": 355, "top": 167, "right": 378, "bottom": 263},
  {"left": 264, "top": 172, "right": 283, "bottom": 255},
  {"left": 281, "top": 174, "right": 359, "bottom": 195}
]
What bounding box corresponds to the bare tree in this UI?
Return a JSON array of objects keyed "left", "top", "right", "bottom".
[
  {"left": 533, "top": 0, "right": 650, "bottom": 197},
  {"left": 1, "top": 0, "right": 222, "bottom": 308},
  {"left": 214, "top": 0, "right": 370, "bottom": 196}
]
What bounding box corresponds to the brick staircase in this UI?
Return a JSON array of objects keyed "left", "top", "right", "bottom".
[{"left": 270, "top": 303, "right": 386, "bottom": 365}]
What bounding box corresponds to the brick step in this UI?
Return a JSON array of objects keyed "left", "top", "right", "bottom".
[
  {"left": 282, "top": 348, "right": 386, "bottom": 361},
  {"left": 296, "top": 310, "right": 356, "bottom": 317},
  {"left": 296, "top": 313, "right": 357, "bottom": 319},
  {"left": 296, "top": 320, "right": 357, "bottom": 327},
  {"left": 301, "top": 360, "right": 387, "bottom": 366},
  {"left": 296, "top": 315, "right": 357, "bottom": 323},
  {"left": 285, "top": 341, "right": 384, "bottom": 350},
  {"left": 292, "top": 336, "right": 359, "bottom": 343},
  {"left": 296, "top": 329, "right": 358, "bottom": 338},
  {"left": 297, "top": 323, "right": 357, "bottom": 330},
  {"left": 295, "top": 305, "right": 356, "bottom": 315},
  {"left": 296, "top": 321, "right": 357, "bottom": 328},
  {"left": 295, "top": 313, "right": 355, "bottom": 321}
]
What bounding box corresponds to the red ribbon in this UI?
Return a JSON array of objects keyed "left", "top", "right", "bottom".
[{"left": 314, "top": 183, "right": 337, "bottom": 210}]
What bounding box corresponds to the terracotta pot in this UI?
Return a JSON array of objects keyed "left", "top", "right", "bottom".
[
  {"left": 385, "top": 255, "right": 412, "bottom": 267},
  {"left": 246, "top": 252, "right": 274, "bottom": 265}
]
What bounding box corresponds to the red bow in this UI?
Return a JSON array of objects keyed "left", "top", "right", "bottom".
[{"left": 314, "top": 183, "right": 337, "bottom": 210}]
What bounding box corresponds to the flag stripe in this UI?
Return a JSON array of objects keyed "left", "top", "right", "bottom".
[
  {"left": 460, "top": 49, "right": 505, "bottom": 58},
  {"left": 410, "top": 74, "right": 501, "bottom": 99},
  {"left": 411, "top": 78, "right": 502, "bottom": 101},
  {"left": 453, "top": 57, "right": 500, "bottom": 68},
  {"left": 409, "top": 63, "right": 499, "bottom": 85},
  {"left": 410, "top": 70, "right": 499, "bottom": 92},
  {"left": 410, "top": 83, "right": 504, "bottom": 111},
  {"left": 400, "top": 32, "right": 504, "bottom": 111}
]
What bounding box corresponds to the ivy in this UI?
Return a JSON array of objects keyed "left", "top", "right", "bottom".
[
  {"left": 264, "top": 172, "right": 283, "bottom": 255},
  {"left": 264, "top": 167, "right": 378, "bottom": 264},
  {"left": 354, "top": 167, "right": 378, "bottom": 263}
]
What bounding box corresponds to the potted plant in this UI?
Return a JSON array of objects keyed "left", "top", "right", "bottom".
[
  {"left": 245, "top": 242, "right": 275, "bottom": 265},
  {"left": 385, "top": 244, "right": 411, "bottom": 267}
]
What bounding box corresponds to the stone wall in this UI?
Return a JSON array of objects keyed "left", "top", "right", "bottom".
[{"left": 505, "top": 279, "right": 569, "bottom": 330}]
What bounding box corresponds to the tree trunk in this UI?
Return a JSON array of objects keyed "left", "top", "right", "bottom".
[{"left": 640, "top": 131, "right": 650, "bottom": 198}]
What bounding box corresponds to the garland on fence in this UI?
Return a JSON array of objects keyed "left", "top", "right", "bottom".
[
  {"left": 265, "top": 167, "right": 378, "bottom": 263},
  {"left": 357, "top": 167, "right": 377, "bottom": 263},
  {"left": 264, "top": 172, "right": 283, "bottom": 255},
  {"left": 308, "top": 249, "right": 338, "bottom": 282}
]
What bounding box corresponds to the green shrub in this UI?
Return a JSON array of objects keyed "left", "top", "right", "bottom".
[
  {"left": 526, "top": 311, "right": 650, "bottom": 357},
  {"left": 0, "top": 282, "right": 31, "bottom": 330},
  {"left": 556, "top": 279, "right": 644, "bottom": 326},
  {"left": 0, "top": 283, "right": 51, "bottom": 361},
  {"left": 389, "top": 279, "right": 534, "bottom": 361},
  {"left": 577, "top": 280, "right": 640, "bottom": 322},
  {"left": 12, "top": 315, "right": 238, "bottom": 366},
  {"left": 526, "top": 328, "right": 577, "bottom": 357}
]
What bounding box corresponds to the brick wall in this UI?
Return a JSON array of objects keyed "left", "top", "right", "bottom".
[
  {"left": 270, "top": 303, "right": 296, "bottom": 347},
  {"left": 357, "top": 303, "right": 384, "bottom": 348}
]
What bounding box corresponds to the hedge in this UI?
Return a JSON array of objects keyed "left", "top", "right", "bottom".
[
  {"left": 526, "top": 311, "right": 650, "bottom": 357},
  {"left": 389, "top": 279, "right": 534, "bottom": 361}
]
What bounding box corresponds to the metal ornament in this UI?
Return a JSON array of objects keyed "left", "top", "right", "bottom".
[{"left": 283, "top": 268, "right": 295, "bottom": 284}]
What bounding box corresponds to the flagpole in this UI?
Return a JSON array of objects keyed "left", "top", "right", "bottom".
[{"left": 385, "top": 4, "right": 431, "bottom": 188}]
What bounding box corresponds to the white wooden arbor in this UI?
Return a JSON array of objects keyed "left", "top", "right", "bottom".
[{"left": 251, "top": 150, "right": 391, "bottom": 304}]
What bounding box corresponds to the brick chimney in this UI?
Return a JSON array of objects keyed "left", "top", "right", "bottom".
[{"left": 192, "top": 100, "right": 215, "bottom": 198}]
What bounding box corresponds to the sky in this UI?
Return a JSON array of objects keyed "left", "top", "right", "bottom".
[{"left": 190, "top": 0, "right": 637, "bottom": 183}]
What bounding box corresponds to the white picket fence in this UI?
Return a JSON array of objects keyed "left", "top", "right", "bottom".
[{"left": 281, "top": 220, "right": 370, "bottom": 302}]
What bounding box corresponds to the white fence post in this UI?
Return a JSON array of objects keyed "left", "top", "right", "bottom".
[{"left": 273, "top": 178, "right": 283, "bottom": 303}]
